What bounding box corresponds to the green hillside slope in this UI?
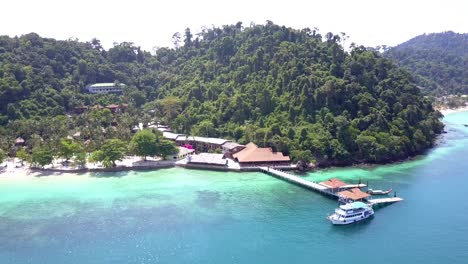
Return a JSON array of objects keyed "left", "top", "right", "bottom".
[
  {"left": 385, "top": 31, "right": 467, "bottom": 95},
  {"left": 0, "top": 23, "right": 444, "bottom": 165}
]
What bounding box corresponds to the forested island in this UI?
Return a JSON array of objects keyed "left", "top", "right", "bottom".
[
  {"left": 384, "top": 31, "right": 467, "bottom": 96},
  {"left": 0, "top": 22, "right": 444, "bottom": 167}
]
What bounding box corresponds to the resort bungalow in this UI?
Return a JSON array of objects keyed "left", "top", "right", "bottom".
[
  {"left": 175, "top": 136, "right": 231, "bottom": 152},
  {"left": 338, "top": 188, "right": 370, "bottom": 202},
  {"left": 91, "top": 105, "right": 104, "bottom": 110},
  {"left": 155, "top": 124, "right": 172, "bottom": 133},
  {"left": 232, "top": 142, "right": 290, "bottom": 167},
  {"left": 72, "top": 132, "right": 81, "bottom": 139},
  {"left": 15, "top": 137, "right": 25, "bottom": 146},
  {"left": 105, "top": 104, "right": 128, "bottom": 113},
  {"left": 73, "top": 105, "right": 88, "bottom": 114},
  {"left": 86, "top": 83, "right": 125, "bottom": 94}
]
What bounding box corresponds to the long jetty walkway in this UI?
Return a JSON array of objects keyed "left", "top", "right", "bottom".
[
  {"left": 259, "top": 167, "right": 337, "bottom": 198},
  {"left": 259, "top": 166, "right": 403, "bottom": 207}
]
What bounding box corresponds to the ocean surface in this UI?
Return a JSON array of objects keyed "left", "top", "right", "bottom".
[{"left": 1, "top": 112, "right": 468, "bottom": 264}]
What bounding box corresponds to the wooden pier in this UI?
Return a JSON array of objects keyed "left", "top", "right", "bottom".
[
  {"left": 342, "top": 183, "right": 367, "bottom": 189},
  {"left": 259, "top": 167, "right": 403, "bottom": 207},
  {"left": 367, "top": 197, "right": 404, "bottom": 207},
  {"left": 259, "top": 167, "right": 337, "bottom": 197}
]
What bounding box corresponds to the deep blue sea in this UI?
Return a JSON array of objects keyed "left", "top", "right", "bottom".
[{"left": 1, "top": 111, "right": 467, "bottom": 263}]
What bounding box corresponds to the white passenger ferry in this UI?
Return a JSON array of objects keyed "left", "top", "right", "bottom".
[{"left": 327, "top": 201, "right": 374, "bottom": 225}]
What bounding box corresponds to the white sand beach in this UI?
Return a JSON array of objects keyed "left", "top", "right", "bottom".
[
  {"left": 0, "top": 158, "right": 39, "bottom": 179},
  {"left": 0, "top": 156, "right": 172, "bottom": 179},
  {"left": 438, "top": 106, "right": 468, "bottom": 115}
]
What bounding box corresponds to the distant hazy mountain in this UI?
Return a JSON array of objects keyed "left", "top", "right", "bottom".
[{"left": 385, "top": 31, "right": 467, "bottom": 95}]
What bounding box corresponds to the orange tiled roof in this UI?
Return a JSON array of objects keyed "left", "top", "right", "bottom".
[
  {"left": 338, "top": 188, "right": 370, "bottom": 201},
  {"left": 233, "top": 142, "right": 290, "bottom": 163},
  {"left": 320, "top": 178, "right": 348, "bottom": 189}
]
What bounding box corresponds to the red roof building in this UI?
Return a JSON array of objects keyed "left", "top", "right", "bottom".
[
  {"left": 338, "top": 188, "right": 370, "bottom": 201},
  {"left": 232, "top": 142, "right": 290, "bottom": 166},
  {"left": 320, "top": 178, "right": 348, "bottom": 189}
]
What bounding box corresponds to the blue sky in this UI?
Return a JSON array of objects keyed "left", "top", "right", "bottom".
[{"left": 2, "top": 0, "right": 467, "bottom": 51}]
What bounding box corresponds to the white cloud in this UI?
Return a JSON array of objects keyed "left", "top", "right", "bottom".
[{"left": 1, "top": 0, "right": 466, "bottom": 51}]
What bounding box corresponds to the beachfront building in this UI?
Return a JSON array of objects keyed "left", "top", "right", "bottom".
[
  {"left": 222, "top": 142, "right": 246, "bottom": 159},
  {"left": 153, "top": 123, "right": 172, "bottom": 133},
  {"left": 232, "top": 142, "right": 290, "bottom": 167},
  {"left": 186, "top": 153, "right": 228, "bottom": 167},
  {"left": 163, "top": 132, "right": 184, "bottom": 141},
  {"left": 175, "top": 136, "right": 231, "bottom": 152},
  {"left": 165, "top": 146, "right": 195, "bottom": 160},
  {"left": 86, "top": 83, "right": 125, "bottom": 94}
]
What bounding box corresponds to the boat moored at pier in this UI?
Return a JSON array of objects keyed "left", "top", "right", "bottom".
[
  {"left": 327, "top": 202, "right": 374, "bottom": 225},
  {"left": 367, "top": 188, "right": 392, "bottom": 195}
]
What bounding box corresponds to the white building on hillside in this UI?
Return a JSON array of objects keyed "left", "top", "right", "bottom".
[{"left": 86, "top": 83, "right": 125, "bottom": 94}]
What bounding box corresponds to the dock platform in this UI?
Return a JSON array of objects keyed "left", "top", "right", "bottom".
[
  {"left": 368, "top": 197, "right": 404, "bottom": 206},
  {"left": 259, "top": 167, "right": 403, "bottom": 208},
  {"left": 342, "top": 184, "right": 367, "bottom": 189}
]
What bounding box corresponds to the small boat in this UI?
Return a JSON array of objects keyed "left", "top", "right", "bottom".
[
  {"left": 327, "top": 202, "right": 374, "bottom": 225},
  {"left": 367, "top": 188, "right": 392, "bottom": 195}
]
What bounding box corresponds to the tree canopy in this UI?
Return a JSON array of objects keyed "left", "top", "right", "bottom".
[
  {"left": 130, "top": 129, "right": 158, "bottom": 160},
  {"left": 31, "top": 147, "right": 53, "bottom": 168},
  {"left": 90, "top": 138, "right": 127, "bottom": 168},
  {"left": 58, "top": 138, "right": 82, "bottom": 161},
  {"left": 385, "top": 31, "right": 468, "bottom": 95},
  {"left": 16, "top": 148, "right": 29, "bottom": 166},
  {"left": 0, "top": 149, "right": 6, "bottom": 164},
  {"left": 0, "top": 22, "right": 445, "bottom": 166}
]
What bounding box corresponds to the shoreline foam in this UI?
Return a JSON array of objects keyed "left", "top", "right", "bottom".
[{"left": 0, "top": 157, "right": 175, "bottom": 179}]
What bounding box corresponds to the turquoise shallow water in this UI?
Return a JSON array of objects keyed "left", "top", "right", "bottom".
[{"left": 1, "top": 111, "right": 468, "bottom": 263}]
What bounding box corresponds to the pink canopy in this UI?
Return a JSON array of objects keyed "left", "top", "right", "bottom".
[{"left": 183, "top": 144, "right": 194, "bottom": 149}]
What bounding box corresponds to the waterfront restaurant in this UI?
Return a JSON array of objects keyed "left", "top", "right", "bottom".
[
  {"left": 338, "top": 188, "right": 370, "bottom": 202},
  {"left": 232, "top": 142, "right": 290, "bottom": 167}
]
